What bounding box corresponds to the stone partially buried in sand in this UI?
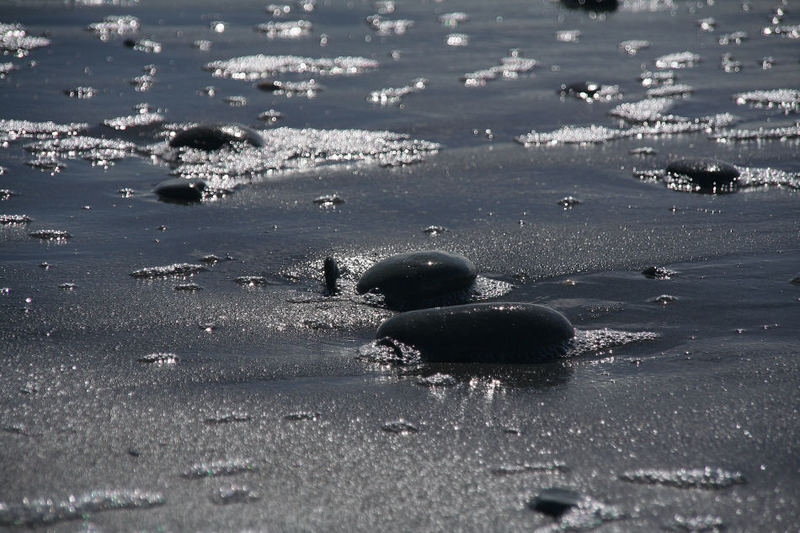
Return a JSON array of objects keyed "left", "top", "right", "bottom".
[
  {"left": 154, "top": 178, "right": 206, "bottom": 202},
  {"left": 666, "top": 158, "right": 739, "bottom": 193},
  {"left": 528, "top": 487, "right": 583, "bottom": 517},
  {"left": 169, "top": 123, "right": 265, "bottom": 151},
  {"left": 375, "top": 302, "right": 575, "bottom": 363},
  {"left": 356, "top": 251, "right": 477, "bottom": 309}
]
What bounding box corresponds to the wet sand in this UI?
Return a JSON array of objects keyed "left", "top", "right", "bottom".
[{"left": 1, "top": 0, "right": 798, "bottom": 530}]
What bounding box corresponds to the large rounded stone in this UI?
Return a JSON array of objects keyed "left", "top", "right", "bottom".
[
  {"left": 169, "top": 123, "right": 265, "bottom": 151},
  {"left": 375, "top": 302, "right": 575, "bottom": 363},
  {"left": 356, "top": 251, "right": 477, "bottom": 308},
  {"left": 666, "top": 158, "right": 739, "bottom": 193}
]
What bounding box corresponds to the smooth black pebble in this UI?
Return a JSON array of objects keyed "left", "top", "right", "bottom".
[
  {"left": 356, "top": 251, "right": 477, "bottom": 309},
  {"left": 169, "top": 123, "right": 265, "bottom": 151},
  {"left": 323, "top": 256, "right": 339, "bottom": 294},
  {"left": 529, "top": 488, "right": 583, "bottom": 517},
  {"left": 561, "top": 0, "right": 618, "bottom": 12},
  {"left": 154, "top": 178, "right": 206, "bottom": 202},
  {"left": 560, "top": 81, "right": 601, "bottom": 100},
  {"left": 666, "top": 158, "right": 739, "bottom": 193},
  {"left": 375, "top": 302, "right": 575, "bottom": 363}
]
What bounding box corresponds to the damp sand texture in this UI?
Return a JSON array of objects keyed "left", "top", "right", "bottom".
[{"left": 0, "top": 1, "right": 798, "bottom": 532}]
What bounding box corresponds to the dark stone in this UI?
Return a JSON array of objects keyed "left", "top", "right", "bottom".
[
  {"left": 257, "top": 80, "right": 282, "bottom": 92},
  {"left": 529, "top": 488, "right": 583, "bottom": 517},
  {"left": 323, "top": 256, "right": 339, "bottom": 295},
  {"left": 560, "top": 81, "right": 601, "bottom": 100},
  {"left": 169, "top": 123, "right": 265, "bottom": 151},
  {"left": 666, "top": 158, "right": 740, "bottom": 193},
  {"left": 375, "top": 302, "right": 575, "bottom": 363},
  {"left": 641, "top": 266, "right": 676, "bottom": 279},
  {"left": 153, "top": 178, "right": 206, "bottom": 203},
  {"left": 356, "top": 251, "right": 477, "bottom": 308},
  {"left": 561, "top": 0, "right": 618, "bottom": 12}
]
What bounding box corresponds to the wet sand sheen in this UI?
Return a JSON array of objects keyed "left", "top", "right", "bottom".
[{"left": 0, "top": 0, "right": 798, "bottom": 531}]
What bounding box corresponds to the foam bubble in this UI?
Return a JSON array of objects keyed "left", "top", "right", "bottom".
[
  {"left": 655, "top": 51, "right": 700, "bottom": 69},
  {"left": 204, "top": 54, "right": 379, "bottom": 80},
  {"left": 211, "top": 485, "right": 260, "bottom": 505},
  {"left": 130, "top": 263, "right": 206, "bottom": 279},
  {"left": 381, "top": 420, "right": 418, "bottom": 433},
  {"left": 491, "top": 461, "right": 567, "bottom": 475},
  {"left": 567, "top": 328, "right": 659, "bottom": 356},
  {"left": 718, "top": 31, "right": 747, "bottom": 45},
  {"left": 124, "top": 38, "right": 161, "bottom": 54},
  {"left": 365, "top": 15, "right": 413, "bottom": 36},
  {"left": 710, "top": 124, "right": 800, "bottom": 142},
  {"left": 515, "top": 125, "right": 619, "bottom": 146},
  {"left": 0, "top": 119, "right": 88, "bottom": 143},
  {"left": 86, "top": 15, "right": 140, "bottom": 40},
  {"left": 103, "top": 112, "right": 164, "bottom": 131},
  {"left": 619, "top": 39, "right": 650, "bottom": 55},
  {"left": 0, "top": 214, "right": 31, "bottom": 225},
  {"left": 64, "top": 86, "right": 97, "bottom": 99},
  {"left": 734, "top": 89, "right": 800, "bottom": 112},
  {"left": 762, "top": 24, "right": 800, "bottom": 39},
  {"left": 183, "top": 459, "right": 258, "bottom": 478},
  {"left": 137, "top": 352, "right": 178, "bottom": 364},
  {"left": 462, "top": 53, "right": 536, "bottom": 87},
  {"left": 255, "top": 20, "right": 312, "bottom": 39},
  {"left": 0, "top": 23, "right": 51, "bottom": 57},
  {"left": 367, "top": 78, "right": 427, "bottom": 105},
  {"left": 646, "top": 83, "right": 694, "bottom": 98},
  {"left": 439, "top": 12, "right": 469, "bottom": 27},
  {"left": 671, "top": 514, "right": 725, "bottom": 531},
  {"left": 29, "top": 229, "right": 71, "bottom": 241},
  {"left": 0, "top": 489, "right": 164, "bottom": 527},
  {"left": 619, "top": 467, "right": 745, "bottom": 489}
]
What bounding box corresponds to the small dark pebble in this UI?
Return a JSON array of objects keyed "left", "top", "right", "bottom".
[
  {"left": 256, "top": 80, "right": 282, "bottom": 92},
  {"left": 128, "top": 448, "right": 141, "bottom": 457},
  {"left": 284, "top": 412, "right": 320, "bottom": 421},
  {"left": 666, "top": 158, "right": 739, "bottom": 193},
  {"left": 356, "top": 250, "right": 477, "bottom": 309},
  {"left": 561, "top": 0, "right": 618, "bottom": 12},
  {"left": 560, "top": 81, "right": 601, "bottom": 100},
  {"left": 558, "top": 196, "right": 581, "bottom": 208},
  {"left": 234, "top": 276, "right": 271, "bottom": 287},
  {"left": 642, "top": 266, "right": 677, "bottom": 280},
  {"left": 323, "top": 256, "right": 339, "bottom": 294},
  {"left": 529, "top": 487, "right": 583, "bottom": 517},
  {"left": 422, "top": 225, "right": 448, "bottom": 235},
  {"left": 790, "top": 277, "right": 800, "bottom": 286},
  {"left": 313, "top": 194, "right": 344, "bottom": 207},
  {"left": 169, "top": 123, "right": 265, "bottom": 151},
  {"left": 649, "top": 294, "right": 678, "bottom": 304},
  {"left": 154, "top": 178, "right": 206, "bottom": 203}
]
